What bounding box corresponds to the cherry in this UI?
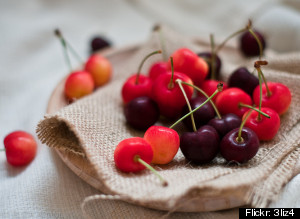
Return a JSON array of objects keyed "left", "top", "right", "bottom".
[
  {"left": 252, "top": 61, "right": 292, "bottom": 115},
  {"left": 228, "top": 67, "right": 259, "bottom": 96},
  {"left": 3, "top": 131, "right": 37, "bottom": 166},
  {"left": 114, "top": 137, "right": 167, "bottom": 186},
  {"left": 121, "top": 50, "right": 161, "bottom": 104},
  {"left": 208, "top": 113, "right": 242, "bottom": 138},
  {"left": 243, "top": 107, "right": 280, "bottom": 141},
  {"left": 180, "top": 125, "right": 220, "bottom": 164},
  {"left": 124, "top": 96, "right": 159, "bottom": 130},
  {"left": 90, "top": 36, "right": 111, "bottom": 53},
  {"left": 215, "top": 87, "right": 253, "bottom": 117},
  {"left": 152, "top": 58, "right": 194, "bottom": 118},
  {"left": 168, "top": 48, "right": 208, "bottom": 87},
  {"left": 199, "top": 79, "right": 228, "bottom": 102},
  {"left": 148, "top": 61, "right": 168, "bottom": 81},
  {"left": 144, "top": 126, "right": 180, "bottom": 165},
  {"left": 240, "top": 30, "right": 266, "bottom": 57},
  {"left": 220, "top": 127, "right": 259, "bottom": 163},
  {"left": 198, "top": 52, "right": 222, "bottom": 80},
  {"left": 54, "top": 29, "right": 95, "bottom": 101},
  {"left": 64, "top": 71, "right": 95, "bottom": 100},
  {"left": 85, "top": 54, "right": 112, "bottom": 87},
  {"left": 181, "top": 96, "right": 216, "bottom": 131}
]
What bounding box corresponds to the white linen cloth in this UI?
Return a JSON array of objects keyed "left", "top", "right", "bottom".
[{"left": 1, "top": 0, "right": 300, "bottom": 218}]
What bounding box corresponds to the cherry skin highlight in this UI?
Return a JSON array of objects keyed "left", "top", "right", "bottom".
[
  {"left": 144, "top": 126, "right": 180, "bottom": 165},
  {"left": 148, "top": 61, "right": 168, "bottom": 81},
  {"left": 121, "top": 75, "right": 153, "bottom": 104},
  {"left": 252, "top": 82, "right": 292, "bottom": 115},
  {"left": 168, "top": 48, "right": 208, "bottom": 87},
  {"left": 243, "top": 107, "right": 280, "bottom": 141},
  {"left": 152, "top": 71, "right": 194, "bottom": 118},
  {"left": 124, "top": 96, "right": 159, "bottom": 130},
  {"left": 114, "top": 137, "right": 153, "bottom": 173},
  {"left": 3, "top": 131, "right": 38, "bottom": 166},
  {"left": 220, "top": 127, "right": 259, "bottom": 163},
  {"left": 85, "top": 54, "right": 112, "bottom": 87},
  {"left": 228, "top": 67, "right": 259, "bottom": 96},
  {"left": 180, "top": 125, "right": 220, "bottom": 164},
  {"left": 64, "top": 71, "right": 95, "bottom": 100}
]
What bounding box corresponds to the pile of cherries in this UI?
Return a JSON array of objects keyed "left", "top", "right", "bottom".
[{"left": 114, "top": 22, "right": 292, "bottom": 186}]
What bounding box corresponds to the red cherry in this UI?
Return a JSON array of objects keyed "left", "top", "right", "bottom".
[
  {"left": 252, "top": 82, "right": 292, "bottom": 115},
  {"left": 114, "top": 137, "right": 153, "bottom": 173},
  {"left": 148, "top": 61, "right": 168, "bottom": 81},
  {"left": 215, "top": 88, "right": 253, "bottom": 117},
  {"left": 3, "top": 131, "right": 37, "bottom": 166},
  {"left": 168, "top": 48, "right": 208, "bottom": 87},
  {"left": 199, "top": 79, "right": 228, "bottom": 102},
  {"left": 121, "top": 75, "right": 153, "bottom": 104},
  {"left": 152, "top": 71, "right": 194, "bottom": 118},
  {"left": 64, "top": 71, "right": 95, "bottom": 100},
  {"left": 243, "top": 107, "right": 280, "bottom": 141}
]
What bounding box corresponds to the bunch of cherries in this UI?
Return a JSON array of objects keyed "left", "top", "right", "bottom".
[{"left": 114, "top": 22, "right": 292, "bottom": 186}]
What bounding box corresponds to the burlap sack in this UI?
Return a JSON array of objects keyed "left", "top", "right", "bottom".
[{"left": 36, "top": 25, "right": 300, "bottom": 212}]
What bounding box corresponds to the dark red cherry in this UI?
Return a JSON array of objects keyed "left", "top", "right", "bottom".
[
  {"left": 124, "top": 96, "right": 159, "bottom": 130},
  {"left": 228, "top": 67, "right": 259, "bottom": 95},
  {"left": 180, "top": 125, "right": 220, "bottom": 164},
  {"left": 198, "top": 52, "right": 222, "bottom": 79},
  {"left": 181, "top": 96, "right": 216, "bottom": 131},
  {"left": 240, "top": 30, "right": 266, "bottom": 57},
  {"left": 208, "top": 113, "right": 242, "bottom": 138},
  {"left": 90, "top": 36, "right": 111, "bottom": 53},
  {"left": 220, "top": 127, "right": 259, "bottom": 163}
]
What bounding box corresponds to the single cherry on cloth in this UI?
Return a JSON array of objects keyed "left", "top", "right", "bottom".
[
  {"left": 152, "top": 57, "right": 194, "bottom": 118},
  {"left": 148, "top": 61, "right": 168, "bottom": 81},
  {"left": 228, "top": 67, "right": 259, "bottom": 96},
  {"left": 3, "top": 131, "right": 38, "bottom": 166},
  {"left": 199, "top": 79, "right": 228, "bottom": 102},
  {"left": 168, "top": 48, "right": 208, "bottom": 87},
  {"left": 181, "top": 96, "right": 216, "bottom": 131},
  {"left": 243, "top": 107, "right": 280, "bottom": 141},
  {"left": 124, "top": 96, "right": 160, "bottom": 130},
  {"left": 180, "top": 125, "right": 220, "bottom": 164},
  {"left": 114, "top": 137, "right": 168, "bottom": 186},
  {"left": 121, "top": 50, "right": 161, "bottom": 104},
  {"left": 215, "top": 87, "right": 253, "bottom": 117},
  {"left": 240, "top": 29, "right": 266, "bottom": 57},
  {"left": 144, "top": 126, "right": 180, "bottom": 165},
  {"left": 64, "top": 71, "right": 95, "bottom": 100}
]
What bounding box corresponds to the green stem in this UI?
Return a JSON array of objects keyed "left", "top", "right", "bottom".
[
  {"left": 135, "top": 50, "right": 162, "bottom": 84},
  {"left": 55, "top": 29, "right": 72, "bottom": 72},
  {"left": 210, "top": 34, "right": 216, "bottom": 80},
  {"left": 135, "top": 156, "right": 168, "bottom": 187},
  {"left": 154, "top": 25, "right": 167, "bottom": 61},
  {"left": 176, "top": 79, "right": 197, "bottom": 132},
  {"left": 180, "top": 81, "right": 222, "bottom": 119},
  {"left": 238, "top": 103, "right": 270, "bottom": 119},
  {"left": 169, "top": 83, "right": 223, "bottom": 129},
  {"left": 254, "top": 61, "right": 272, "bottom": 97},
  {"left": 215, "top": 28, "right": 246, "bottom": 53},
  {"left": 237, "top": 109, "right": 253, "bottom": 143},
  {"left": 0, "top": 148, "right": 5, "bottom": 152},
  {"left": 248, "top": 28, "right": 263, "bottom": 60},
  {"left": 66, "top": 41, "right": 84, "bottom": 64},
  {"left": 258, "top": 69, "right": 263, "bottom": 120},
  {"left": 168, "top": 57, "right": 175, "bottom": 89}
]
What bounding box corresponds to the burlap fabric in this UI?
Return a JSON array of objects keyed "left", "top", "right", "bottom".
[{"left": 36, "top": 26, "right": 300, "bottom": 212}]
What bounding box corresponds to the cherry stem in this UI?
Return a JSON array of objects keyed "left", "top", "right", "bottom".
[
  {"left": 237, "top": 109, "right": 253, "bottom": 143},
  {"left": 0, "top": 148, "right": 5, "bottom": 152},
  {"left": 168, "top": 57, "right": 175, "bottom": 89},
  {"left": 134, "top": 156, "right": 168, "bottom": 187},
  {"left": 169, "top": 83, "right": 223, "bottom": 129},
  {"left": 258, "top": 69, "right": 263, "bottom": 120},
  {"left": 254, "top": 61, "right": 272, "bottom": 97},
  {"left": 153, "top": 25, "right": 167, "bottom": 61},
  {"left": 54, "top": 29, "right": 84, "bottom": 66},
  {"left": 238, "top": 103, "right": 270, "bottom": 119},
  {"left": 55, "top": 29, "right": 72, "bottom": 72},
  {"left": 180, "top": 81, "right": 222, "bottom": 119},
  {"left": 135, "top": 50, "right": 162, "bottom": 85},
  {"left": 210, "top": 33, "right": 216, "bottom": 80},
  {"left": 247, "top": 28, "right": 263, "bottom": 60},
  {"left": 176, "top": 79, "right": 197, "bottom": 132}
]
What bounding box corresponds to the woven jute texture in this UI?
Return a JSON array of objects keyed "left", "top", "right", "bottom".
[{"left": 37, "top": 25, "right": 300, "bottom": 212}]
